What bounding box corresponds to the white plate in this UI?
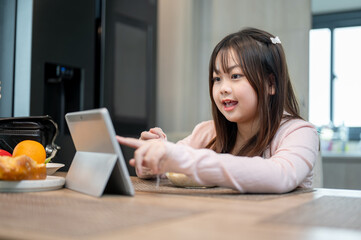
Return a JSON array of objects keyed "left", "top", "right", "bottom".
[
  {"left": 166, "top": 172, "right": 215, "bottom": 188},
  {"left": 0, "top": 176, "right": 65, "bottom": 192},
  {"left": 46, "top": 163, "right": 65, "bottom": 175}
]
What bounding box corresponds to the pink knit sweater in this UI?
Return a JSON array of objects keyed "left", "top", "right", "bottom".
[{"left": 159, "top": 118, "right": 319, "bottom": 193}]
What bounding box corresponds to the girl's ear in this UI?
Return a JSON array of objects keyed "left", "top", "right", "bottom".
[{"left": 268, "top": 74, "right": 276, "bottom": 95}]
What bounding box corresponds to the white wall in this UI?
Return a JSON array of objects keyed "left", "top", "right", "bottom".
[{"left": 157, "top": 0, "right": 311, "bottom": 137}]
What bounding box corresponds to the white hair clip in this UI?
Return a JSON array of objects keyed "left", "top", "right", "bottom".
[{"left": 270, "top": 36, "right": 281, "bottom": 44}]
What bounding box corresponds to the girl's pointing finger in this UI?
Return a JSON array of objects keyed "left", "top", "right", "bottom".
[{"left": 116, "top": 136, "right": 144, "bottom": 149}]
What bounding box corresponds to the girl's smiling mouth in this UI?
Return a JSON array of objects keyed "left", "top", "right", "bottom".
[{"left": 222, "top": 99, "right": 238, "bottom": 111}]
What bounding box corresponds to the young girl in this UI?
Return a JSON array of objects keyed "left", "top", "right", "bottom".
[{"left": 117, "top": 27, "right": 319, "bottom": 193}]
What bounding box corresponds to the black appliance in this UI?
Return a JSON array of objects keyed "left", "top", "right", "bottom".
[{"left": 0, "top": 0, "right": 157, "bottom": 174}]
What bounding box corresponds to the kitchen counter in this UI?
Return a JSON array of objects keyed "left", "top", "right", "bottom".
[
  {"left": 1, "top": 176, "right": 361, "bottom": 239},
  {"left": 321, "top": 153, "right": 361, "bottom": 190},
  {"left": 322, "top": 152, "right": 361, "bottom": 160}
]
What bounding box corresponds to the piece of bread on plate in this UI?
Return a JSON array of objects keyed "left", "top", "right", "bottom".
[{"left": 0, "top": 155, "right": 46, "bottom": 181}]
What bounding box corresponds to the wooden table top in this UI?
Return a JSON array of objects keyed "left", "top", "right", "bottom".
[{"left": 1, "top": 176, "right": 361, "bottom": 240}]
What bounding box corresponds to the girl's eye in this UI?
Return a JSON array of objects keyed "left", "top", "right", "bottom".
[
  {"left": 231, "top": 74, "right": 243, "bottom": 79},
  {"left": 212, "top": 77, "right": 221, "bottom": 82}
]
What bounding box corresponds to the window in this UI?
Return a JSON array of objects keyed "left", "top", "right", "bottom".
[{"left": 309, "top": 10, "right": 361, "bottom": 141}]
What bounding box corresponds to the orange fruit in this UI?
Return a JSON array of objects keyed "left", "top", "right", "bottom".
[{"left": 12, "top": 140, "right": 46, "bottom": 164}]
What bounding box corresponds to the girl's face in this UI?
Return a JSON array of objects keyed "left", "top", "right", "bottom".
[{"left": 212, "top": 51, "right": 259, "bottom": 127}]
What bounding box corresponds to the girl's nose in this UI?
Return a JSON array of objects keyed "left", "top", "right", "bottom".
[{"left": 220, "top": 82, "right": 232, "bottom": 94}]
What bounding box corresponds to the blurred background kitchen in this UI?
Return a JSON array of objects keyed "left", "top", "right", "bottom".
[{"left": 0, "top": 0, "right": 360, "bottom": 189}]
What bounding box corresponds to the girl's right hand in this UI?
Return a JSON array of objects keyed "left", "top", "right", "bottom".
[
  {"left": 140, "top": 127, "right": 167, "bottom": 141},
  {"left": 117, "top": 136, "right": 169, "bottom": 176},
  {"left": 136, "top": 127, "right": 167, "bottom": 179}
]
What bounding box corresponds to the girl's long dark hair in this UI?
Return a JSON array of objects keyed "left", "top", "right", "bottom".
[{"left": 206, "top": 28, "right": 301, "bottom": 156}]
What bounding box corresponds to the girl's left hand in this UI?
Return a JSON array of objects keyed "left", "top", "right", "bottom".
[{"left": 116, "top": 136, "right": 168, "bottom": 175}]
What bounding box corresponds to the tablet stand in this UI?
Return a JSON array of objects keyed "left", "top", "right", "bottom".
[{"left": 65, "top": 151, "right": 118, "bottom": 197}]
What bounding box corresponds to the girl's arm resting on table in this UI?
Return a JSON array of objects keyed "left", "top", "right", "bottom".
[{"left": 162, "top": 124, "right": 319, "bottom": 193}]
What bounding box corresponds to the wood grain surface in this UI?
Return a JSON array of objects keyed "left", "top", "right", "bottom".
[{"left": 1, "top": 176, "right": 361, "bottom": 240}]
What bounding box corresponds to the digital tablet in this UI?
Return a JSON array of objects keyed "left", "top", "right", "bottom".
[{"left": 65, "top": 108, "right": 134, "bottom": 197}]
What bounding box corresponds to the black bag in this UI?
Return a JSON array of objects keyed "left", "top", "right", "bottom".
[{"left": 0, "top": 116, "right": 60, "bottom": 158}]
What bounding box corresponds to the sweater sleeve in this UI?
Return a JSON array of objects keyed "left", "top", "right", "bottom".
[
  {"left": 162, "top": 120, "right": 319, "bottom": 193},
  {"left": 176, "top": 120, "right": 216, "bottom": 148}
]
